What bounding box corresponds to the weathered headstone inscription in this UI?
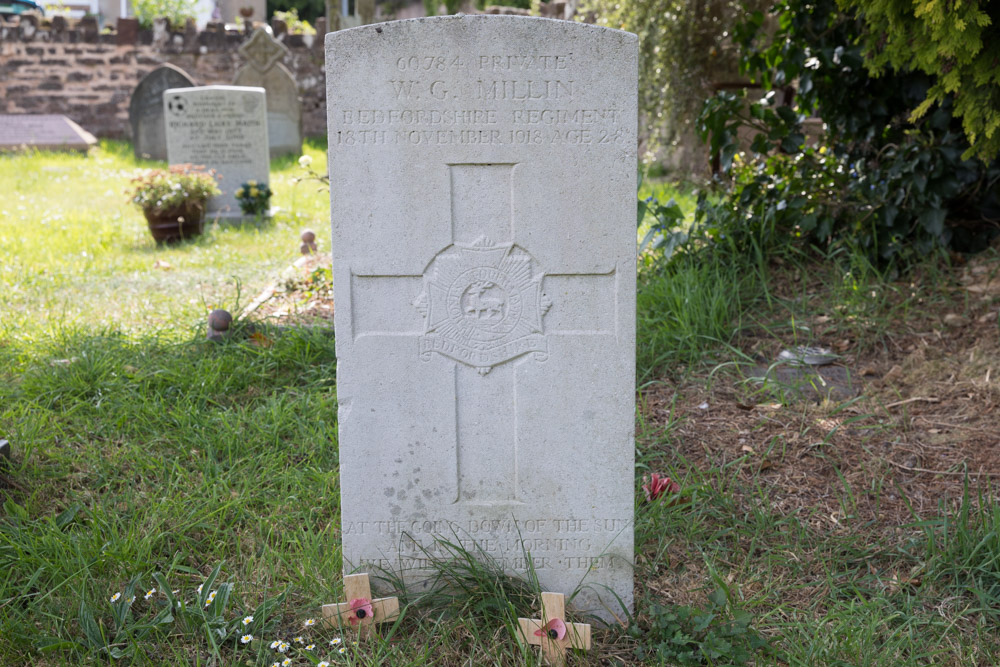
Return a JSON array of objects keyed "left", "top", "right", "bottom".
[
  {"left": 129, "top": 64, "right": 196, "bottom": 161},
  {"left": 0, "top": 115, "right": 97, "bottom": 152},
  {"left": 163, "top": 85, "right": 269, "bottom": 218},
  {"left": 327, "top": 16, "right": 637, "bottom": 620},
  {"left": 233, "top": 28, "right": 303, "bottom": 159}
]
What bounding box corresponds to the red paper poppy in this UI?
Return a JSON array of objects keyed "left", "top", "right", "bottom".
[
  {"left": 534, "top": 618, "right": 567, "bottom": 641},
  {"left": 348, "top": 598, "right": 373, "bottom": 625}
]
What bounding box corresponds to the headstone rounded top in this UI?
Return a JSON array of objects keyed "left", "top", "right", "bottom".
[
  {"left": 208, "top": 309, "right": 233, "bottom": 331},
  {"left": 324, "top": 13, "right": 639, "bottom": 44},
  {"left": 129, "top": 64, "right": 196, "bottom": 161}
]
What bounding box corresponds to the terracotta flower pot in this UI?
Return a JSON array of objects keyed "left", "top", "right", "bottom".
[{"left": 143, "top": 202, "right": 206, "bottom": 243}]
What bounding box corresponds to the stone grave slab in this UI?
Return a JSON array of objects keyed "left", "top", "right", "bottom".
[
  {"left": 0, "top": 115, "right": 97, "bottom": 152},
  {"left": 326, "top": 16, "right": 638, "bottom": 621},
  {"left": 233, "top": 29, "right": 302, "bottom": 159},
  {"left": 129, "top": 64, "right": 196, "bottom": 161},
  {"left": 163, "top": 85, "right": 269, "bottom": 218}
]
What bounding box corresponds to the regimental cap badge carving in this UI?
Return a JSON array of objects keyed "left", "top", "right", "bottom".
[
  {"left": 239, "top": 27, "right": 290, "bottom": 73},
  {"left": 414, "top": 237, "right": 551, "bottom": 375}
]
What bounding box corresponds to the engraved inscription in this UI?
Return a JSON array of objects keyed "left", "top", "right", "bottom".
[
  {"left": 343, "top": 517, "right": 631, "bottom": 570},
  {"left": 414, "top": 237, "right": 551, "bottom": 375},
  {"left": 165, "top": 92, "right": 265, "bottom": 164},
  {"left": 331, "top": 51, "right": 632, "bottom": 148}
]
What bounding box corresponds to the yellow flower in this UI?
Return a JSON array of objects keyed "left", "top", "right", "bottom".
[
  {"left": 235, "top": 188, "right": 245, "bottom": 198},
  {"left": 249, "top": 187, "right": 260, "bottom": 198},
  {"left": 247, "top": 180, "right": 257, "bottom": 187}
]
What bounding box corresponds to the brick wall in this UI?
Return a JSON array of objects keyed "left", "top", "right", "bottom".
[{"left": 0, "top": 18, "right": 328, "bottom": 139}]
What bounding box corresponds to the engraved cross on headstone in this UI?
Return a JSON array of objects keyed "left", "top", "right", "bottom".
[
  {"left": 351, "top": 163, "right": 617, "bottom": 504},
  {"left": 239, "top": 27, "right": 290, "bottom": 73}
]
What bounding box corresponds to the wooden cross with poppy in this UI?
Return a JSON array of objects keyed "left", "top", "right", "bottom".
[
  {"left": 517, "top": 592, "right": 591, "bottom": 666},
  {"left": 321, "top": 573, "right": 400, "bottom": 639}
]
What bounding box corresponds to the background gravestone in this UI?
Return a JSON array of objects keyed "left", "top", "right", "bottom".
[
  {"left": 0, "top": 115, "right": 97, "bottom": 152},
  {"left": 327, "top": 16, "right": 638, "bottom": 621},
  {"left": 129, "top": 64, "right": 196, "bottom": 161},
  {"left": 233, "top": 28, "right": 303, "bottom": 159},
  {"left": 163, "top": 85, "right": 269, "bottom": 218}
]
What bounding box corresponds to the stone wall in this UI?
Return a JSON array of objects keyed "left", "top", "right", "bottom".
[{"left": 0, "top": 17, "right": 328, "bottom": 140}]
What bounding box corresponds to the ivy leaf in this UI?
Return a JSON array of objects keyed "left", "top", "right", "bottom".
[{"left": 918, "top": 208, "right": 947, "bottom": 236}]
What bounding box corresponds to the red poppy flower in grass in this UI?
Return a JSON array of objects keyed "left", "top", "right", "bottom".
[
  {"left": 534, "top": 618, "right": 567, "bottom": 641},
  {"left": 348, "top": 598, "right": 373, "bottom": 625},
  {"left": 643, "top": 472, "right": 680, "bottom": 502}
]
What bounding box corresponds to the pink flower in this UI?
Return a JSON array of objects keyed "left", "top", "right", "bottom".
[
  {"left": 348, "top": 598, "right": 373, "bottom": 625},
  {"left": 643, "top": 473, "right": 680, "bottom": 502},
  {"left": 534, "top": 618, "right": 567, "bottom": 641}
]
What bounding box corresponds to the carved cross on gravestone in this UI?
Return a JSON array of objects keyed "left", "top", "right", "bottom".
[
  {"left": 239, "top": 27, "right": 290, "bottom": 73},
  {"left": 234, "top": 27, "right": 302, "bottom": 158},
  {"left": 350, "top": 163, "right": 617, "bottom": 504}
]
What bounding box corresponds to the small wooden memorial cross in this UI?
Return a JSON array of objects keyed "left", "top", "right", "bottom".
[
  {"left": 517, "top": 592, "right": 592, "bottom": 666},
  {"left": 321, "top": 573, "right": 399, "bottom": 639}
]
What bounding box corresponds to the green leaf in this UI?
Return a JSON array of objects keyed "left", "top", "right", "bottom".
[
  {"left": 34, "top": 637, "right": 77, "bottom": 652},
  {"left": 199, "top": 563, "right": 223, "bottom": 607},
  {"left": 78, "top": 600, "right": 105, "bottom": 650},
  {"left": 919, "top": 207, "right": 947, "bottom": 236},
  {"left": 708, "top": 587, "right": 728, "bottom": 608},
  {"left": 54, "top": 504, "right": 81, "bottom": 529}
]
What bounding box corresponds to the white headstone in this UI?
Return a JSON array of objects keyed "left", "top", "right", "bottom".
[
  {"left": 163, "top": 85, "right": 269, "bottom": 218},
  {"left": 327, "top": 16, "right": 637, "bottom": 621}
]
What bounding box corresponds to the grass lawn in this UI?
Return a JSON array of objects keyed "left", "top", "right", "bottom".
[{"left": 3, "top": 146, "right": 1000, "bottom": 665}]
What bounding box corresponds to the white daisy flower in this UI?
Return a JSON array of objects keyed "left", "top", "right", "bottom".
[
  {"left": 318, "top": 662, "right": 330, "bottom": 667},
  {"left": 294, "top": 636, "right": 305, "bottom": 644},
  {"left": 330, "top": 637, "right": 342, "bottom": 646},
  {"left": 242, "top": 615, "right": 254, "bottom": 626},
  {"left": 305, "top": 644, "right": 315, "bottom": 650},
  {"left": 303, "top": 618, "right": 316, "bottom": 627},
  {"left": 241, "top": 634, "right": 253, "bottom": 644},
  {"left": 338, "top": 647, "right": 347, "bottom": 654},
  {"left": 278, "top": 641, "right": 290, "bottom": 653},
  {"left": 109, "top": 592, "right": 121, "bottom": 603},
  {"left": 282, "top": 659, "right": 292, "bottom": 667},
  {"left": 144, "top": 588, "right": 156, "bottom": 600},
  {"left": 270, "top": 640, "right": 281, "bottom": 649}
]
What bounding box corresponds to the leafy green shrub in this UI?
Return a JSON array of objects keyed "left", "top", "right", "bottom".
[
  {"left": 839, "top": 0, "right": 1000, "bottom": 163},
  {"left": 693, "top": 0, "right": 1000, "bottom": 263},
  {"left": 132, "top": 0, "right": 196, "bottom": 29},
  {"left": 272, "top": 9, "right": 316, "bottom": 34},
  {"left": 638, "top": 192, "right": 686, "bottom": 265},
  {"left": 630, "top": 588, "right": 768, "bottom": 665}
]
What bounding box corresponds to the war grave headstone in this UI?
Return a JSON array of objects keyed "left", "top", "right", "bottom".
[
  {"left": 129, "top": 64, "right": 196, "bottom": 161},
  {"left": 163, "top": 85, "right": 269, "bottom": 218},
  {"left": 233, "top": 28, "right": 303, "bottom": 159},
  {"left": 326, "top": 16, "right": 638, "bottom": 621},
  {"left": 0, "top": 115, "right": 97, "bottom": 152}
]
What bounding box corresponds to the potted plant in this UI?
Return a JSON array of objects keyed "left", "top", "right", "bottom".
[{"left": 129, "top": 164, "right": 220, "bottom": 243}]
